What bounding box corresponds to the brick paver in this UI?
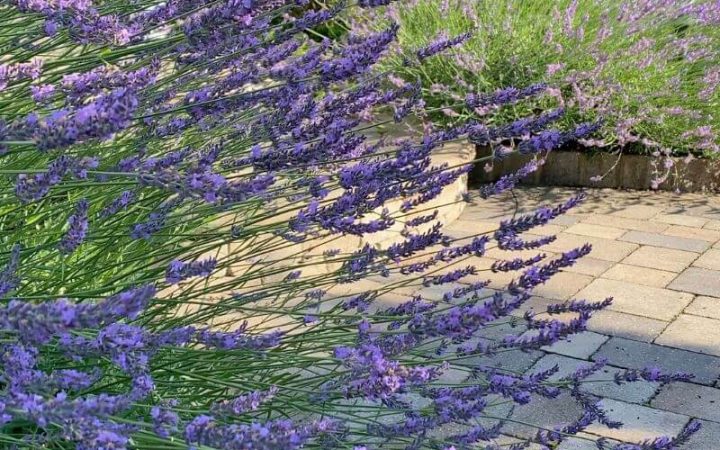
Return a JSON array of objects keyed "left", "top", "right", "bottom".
[
  {"left": 669, "top": 267, "right": 720, "bottom": 297},
  {"left": 458, "top": 187, "right": 720, "bottom": 446},
  {"left": 652, "top": 382, "right": 720, "bottom": 422}
]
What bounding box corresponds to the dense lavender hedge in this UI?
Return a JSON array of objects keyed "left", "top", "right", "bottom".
[
  {"left": 353, "top": 0, "right": 720, "bottom": 186},
  {"left": 0, "top": 0, "right": 700, "bottom": 449}
]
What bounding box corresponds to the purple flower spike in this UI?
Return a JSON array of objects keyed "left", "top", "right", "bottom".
[
  {"left": 417, "top": 32, "right": 472, "bottom": 61},
  {"left": 0, "top": 244, "right": 21, "bottom": 298},
  {"left": 165, "top": 257, "right": 217, "bottom": 284},
  {"left": 58, "top": 198, "right": 89, "bottom": 255}
]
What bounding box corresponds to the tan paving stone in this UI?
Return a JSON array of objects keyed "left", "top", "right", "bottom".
[
  {"left": 654, "top": 213, "right": 708, "bottom": 228},
  {"left": 586, "top": 310, "right": 667, "bottom": 342},
  {"left": 655, "top": 314, "right": 720, "bottom": 356},
  {"left": 692, "top": 248, "right": 720, "bottom": 271},
  {"left": 543, "top": 233, "right": 639, "bottom": 262},
  {"left": 532, "top": 271, "right": 594, "bottom": 300},
  {"left": 582, "top": 214, "right": 669, "bottom": 233},
  {"left": 585, "top": 399, "right": 689, "bottom": 443},
  {"left": 577, "top": 278, "right": 693, "bottom": 321},
  {"left": 703, "top": 220, "right": 720, "bottom": 231},
  {"left": 622, "top": 246, "right": 698, "bottom": 273},
  {"left": 685, "top": 296, "right": 720, "bottom": 320},
  {"left": 619, "top": 230, "right": 710, "bottom": 253},
  {"left": 663, "top": 225, "right": 720, "bottom": 243},
  {"left": 601, "top": 264, "right": 677, "bottom": 288},
  {"left": 564, "top": 223, "right": 627, "bottom": 239},
  {"left": 564, "top": 257, "right": 615, "bottom": 277},
  {"left": 609, "top": 205, "right": 663, "bottom": 220}
]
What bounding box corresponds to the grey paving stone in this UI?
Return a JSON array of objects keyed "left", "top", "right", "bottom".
[
  {"left": 619, "top": 230, "right": 710, "bottom": 253},
  {"left": 685, "top": 296, "right": 720, "bottom": 320},
  {"left": 669, "top": 267, "right": 720, "bottom": 297},
  {"left": 528, "top": 354, "right": 659, "bottom": 404},
  {"left": 577, "top": 278, "right": 693, "bottom": 321},
  {"left": 655, "top": 314, "right": 720, "bottom": 357},
  {"left": 542, "top": 331, "right": 609, "bottom": 359},
  {"left": 678, "top": 419, "right": 720, "bottom": 449},
  {"left": 622, "top": 246, "right": 698, "bottom": 273},
  {"left": 593, "top": 337, "right": 720, "bottom": 385},
  {"left": 652, "top": 382, "right": 720, "bottom": 422},
  {"left": 585, "top": 398, "right": 689, "bottom": 443},
  {"left": 504, "top": 391, "right": 584, "bottom": 440},
  {"left": 586, "top": 310, "right": 667, "bottom": 343}
]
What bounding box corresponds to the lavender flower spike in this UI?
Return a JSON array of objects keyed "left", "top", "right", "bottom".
[
  {"left": 165, "top": 257, "right": 217, "bottom": 284},
  {"left": 417, "top": 32, "right": 473, "bottom": 61},
  {"left": 0, "top": 244, "right": 21, "bottom": 298},
  {"left": 58, "top": 199, "right": 89, "bottom": 255}
]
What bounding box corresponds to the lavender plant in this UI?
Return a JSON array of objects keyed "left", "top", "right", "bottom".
[
  {"left": 0, "top": 0, "right": 701, "bottom": 449},
  {"left": 352, "top": 0, "right": 720, "bottom": 179}
]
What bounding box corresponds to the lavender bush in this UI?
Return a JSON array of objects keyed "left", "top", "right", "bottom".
[
  {"left": 352, "top": 0, "right": 720, "bottom": 174},
  {"left": 0, "top": 0, "right": 701, "bottom": 448}
]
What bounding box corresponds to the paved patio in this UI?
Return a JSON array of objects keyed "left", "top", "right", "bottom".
[{"left": 423, "top": 187, "right": 720, "bottom": 447}]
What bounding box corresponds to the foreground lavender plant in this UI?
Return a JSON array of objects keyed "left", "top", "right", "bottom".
[{"left": 0, "top": 0, "right": 700, "bottom": 449}]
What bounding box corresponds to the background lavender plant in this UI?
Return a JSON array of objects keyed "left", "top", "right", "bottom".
[
  {"left": 351, "top": 0, "right": 720, "bottom": 170},
  {"left": 0, "top": 0, "right": 700, "bottom": 448}
]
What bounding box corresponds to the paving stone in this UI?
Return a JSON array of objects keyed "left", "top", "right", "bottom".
[
  {"left": 678, "top": 419, "right": 720, "bottom": 449},
  {"left": 652, "top": 382, "right": 720, "bottom": 422},
  {"left": 564, "top": 223, "right": 627, "bottom": 239},
  {"left": 619, "top": 230, "right": 710, "bottom": 253},
  {"left": 593, "top": 337, "right": 720, "bottom": 385},
  {"left": 550, "top": 214, "right": 582, "bottom": 226},
  {"left": 563, "top": 257, "right": 615, "bottom": 277},
  {"left": 462, "top": 348, "right": 545, "bottom": 374},
  {"left": 692, "top": 248, "right": 720, "bottom": 270},
  {"left": 685, "top": 296, "right": 720, "bottom": 320},
  {"left": 557, "top": 433, "right": 621, "bottom": 449},
  {"left": 543, "top": 233, "right": 639, "bottom": 262},
  {"left": 609, "top": 205, "right": 663, "bottom": 220},
  {"left": 664, "top": 225, "right": 720, "bottom": 243},
  {"left": 585, "top": 398, "right": 689, "bottom": 443},
  {"left": 577, "top": 278, "right": 693, "bottom": 321},
  {"left": 600, "top": 264, "right": 677, "bottom": 288},
  {"left": 583, "top": 214, "right": 669, "bottom": 233},
  {"left": 529, "top": 354, "right": 659, "bottom": 403},
  {"left": 622, "top": 246, "right": 698, "bottom": 273},
  {"left": 669, "top": 267, "right": 720, "bottom": 297},
  {"left": 704, "top": 220, "right": 720, "bottom": 231},
  {"left": 654, "top": 214, "right": 709, "bottom": 228},
  {"left": 586, "top": 310, "right": 667, "bottom": 343},
  {"left": 655, "top": 314, "right": 720, "bottom": 356},
  {"left": 542, "top": 331, "right": 609, "bottom": 359},
  {"left": 532, "top": 271, "right": 594, "bottom": 301},
  {"left": 505, "top": 391, "right": 584, "bottom": 439}
]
